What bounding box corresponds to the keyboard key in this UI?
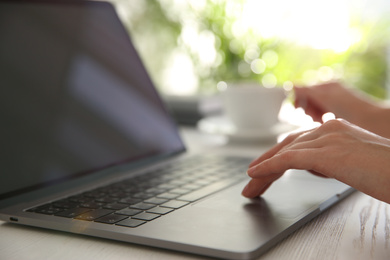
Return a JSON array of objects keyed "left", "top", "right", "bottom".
[
  {"left": 132, "top": 212, "right": 160, "bottom": 221},
  {"left": 55, "top": 208, "right": 91, "bottom": 218},
  {"left": 75, "top": 209, "right": 114, "bottom": 221},
  {"left": 116, "top": 208, "right": 142, "bottom": 216},
  {"left": 108, "top": 191, "right": 128, "bottom": 198},
  {"left": 144, "top": 197, "right": 168, "bottom": 205},
  {"left": 95, "top": 197, "right": 117, "bottom": 203},
  {"left": 169, "top": 188, "right": 191, "bottom": 195},
  {"left": 80, "top": 202, "right": 104, "bottom": 209},
  {"left": 168, "top": 180, "right": 187, "bottom": 186},
  {"left": 34, "top": 205, "right": 63, "bottom": 215},
  {"left": 147, "top": 207, "right": 173, "bottom": 215},
  {"left": 157, "top": 183, "right": 177, "bottom": 190},
  {"left": 157, "top": 192, "right": 180, "bottom": 200},
  {"left": 103, "top": 203, "right": 128, "bottom": 210},
  {"left": 52, "top": 201, "right": 79, "bottom": 209},
  {"left": 145, "top": 188, "right": 166, "bottom": 195},
  {"left": 116, "top": 218, "right": 146, "bottom": 228},
  {"left": 132, "top": 193, "right": 154, "bottom": 200},
  {"left": 160, "top": 200, "right": 189, "bottom": 209},
  {"left": 181, "top": 183, "right": 202, "bottom": 190},
  {"left": 118, "top": 197, "right": 142, "bottom": 205},
  {"left": 95, "top": 214, "right": 128, "bottom": 224},
  {"left": 192, "top": 179, "right": 212, "bottom": 186},
  {"left": 68, "top": 195, "right": 92, "bottom": 203},
  {"left": 129, "top": 202, "right": 155, "bottom": 210}
]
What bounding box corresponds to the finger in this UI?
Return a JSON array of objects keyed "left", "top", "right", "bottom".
[
  {"left": 242, "top": 174, "right": 283, "bottom": 198},
  {"left": 250, "top": 125, "right": 323, "bottom": 166},
  {"left": 242, "top": 181, "right": 273, "bottom": 198},
  {"left": 248, "top": 148, "right": 321, "bottom": 179},
  {"left": 309, "top": 170, "right": 328, "bottom": 178},
  {"left": 304, "top": 100, "right": 326, "bottom": 123},
  {"left": 294, "top": 89, "right": 308, "bottom": 111},
  {"left": 294, "top": 85, "right": 329, "bottom": 122},
  {"left": 243, "top": 156, "right": 328, "bottom": 198},
  {"left": 249, "top": 128, "right": 316, "bottom": 168}
]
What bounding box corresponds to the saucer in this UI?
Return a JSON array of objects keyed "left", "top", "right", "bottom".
[{"left": 197, "top": 116, "right": 298, "bottom": 142}]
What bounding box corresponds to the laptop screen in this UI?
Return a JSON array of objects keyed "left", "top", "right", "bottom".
[{"left": 0, "top": 1, "right": 185, "bottom": 199}]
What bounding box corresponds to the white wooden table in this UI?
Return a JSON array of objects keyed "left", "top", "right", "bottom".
[{"left": 1, "top": 127, "right": 389, "bottom": 260}]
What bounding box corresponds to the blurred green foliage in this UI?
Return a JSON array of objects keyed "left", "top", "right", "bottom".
[{"left": 113, "top": 0, "right": 390, "bottom": 99}]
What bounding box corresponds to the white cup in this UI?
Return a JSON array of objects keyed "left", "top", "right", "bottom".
[{"left": 222, "top": 82, "right": 286, "bottom": 130}]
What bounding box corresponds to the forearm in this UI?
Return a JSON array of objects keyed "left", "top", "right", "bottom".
[{"left": 357, "top": 105, "right": 390, "bottom": 139}]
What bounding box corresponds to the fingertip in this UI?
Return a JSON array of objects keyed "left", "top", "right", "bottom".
[
  {"left": 246, "top": 166, "right": 255, "bottom": 177},
  {"left": 241, "top": 182, "right": 258, "bottom": 198},
  {"left": 242, "top": 189, "right": 259, "bottom": 198},
  {"left": 241, "top": 185, "right": 268, "bottom": 199},
  {"left": 294, "top": 98, "right": 299, "bottom": 109},
  {"left": 241, "top": 180, "right": 268, "bottom": 198},
  {"left": 241, "top": 184, "right": 251, "bottom": 197}
]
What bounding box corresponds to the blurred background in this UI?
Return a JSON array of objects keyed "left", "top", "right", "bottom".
[{"left": 109, "top": 0, "right": 390, "bottom": 123}]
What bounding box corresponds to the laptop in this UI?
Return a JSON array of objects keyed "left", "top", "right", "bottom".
[{"left": 0, "top": 1, "right": 354, "bottom": 259}]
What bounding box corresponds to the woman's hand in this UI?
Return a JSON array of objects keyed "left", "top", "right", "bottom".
[
  {"left": 294, "top": 82, "right": 390, "bottom": 138},
  {"left": 242, "top": 119, "right": 390, "bottom": 204}
]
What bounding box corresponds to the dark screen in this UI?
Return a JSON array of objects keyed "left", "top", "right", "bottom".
[{"left": 0, "top": 1, "right": 185, "bottom": 199}]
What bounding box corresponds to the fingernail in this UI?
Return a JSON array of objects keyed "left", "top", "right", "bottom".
[{"left": 247, "top": 166, "right": 255, "bottom": 177}]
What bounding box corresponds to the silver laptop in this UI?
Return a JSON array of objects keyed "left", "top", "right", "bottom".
[{"left": 0, "top": 1, "right": 354, "bottom": 259}]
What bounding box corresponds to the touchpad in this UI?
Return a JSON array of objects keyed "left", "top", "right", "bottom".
[{"left": 193, "top": 170, "right": 349, "bottom": 219}]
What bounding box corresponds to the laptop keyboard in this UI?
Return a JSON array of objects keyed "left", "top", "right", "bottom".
[{"left": 26, "top": 155, "right": 251, "bottom": 228}]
